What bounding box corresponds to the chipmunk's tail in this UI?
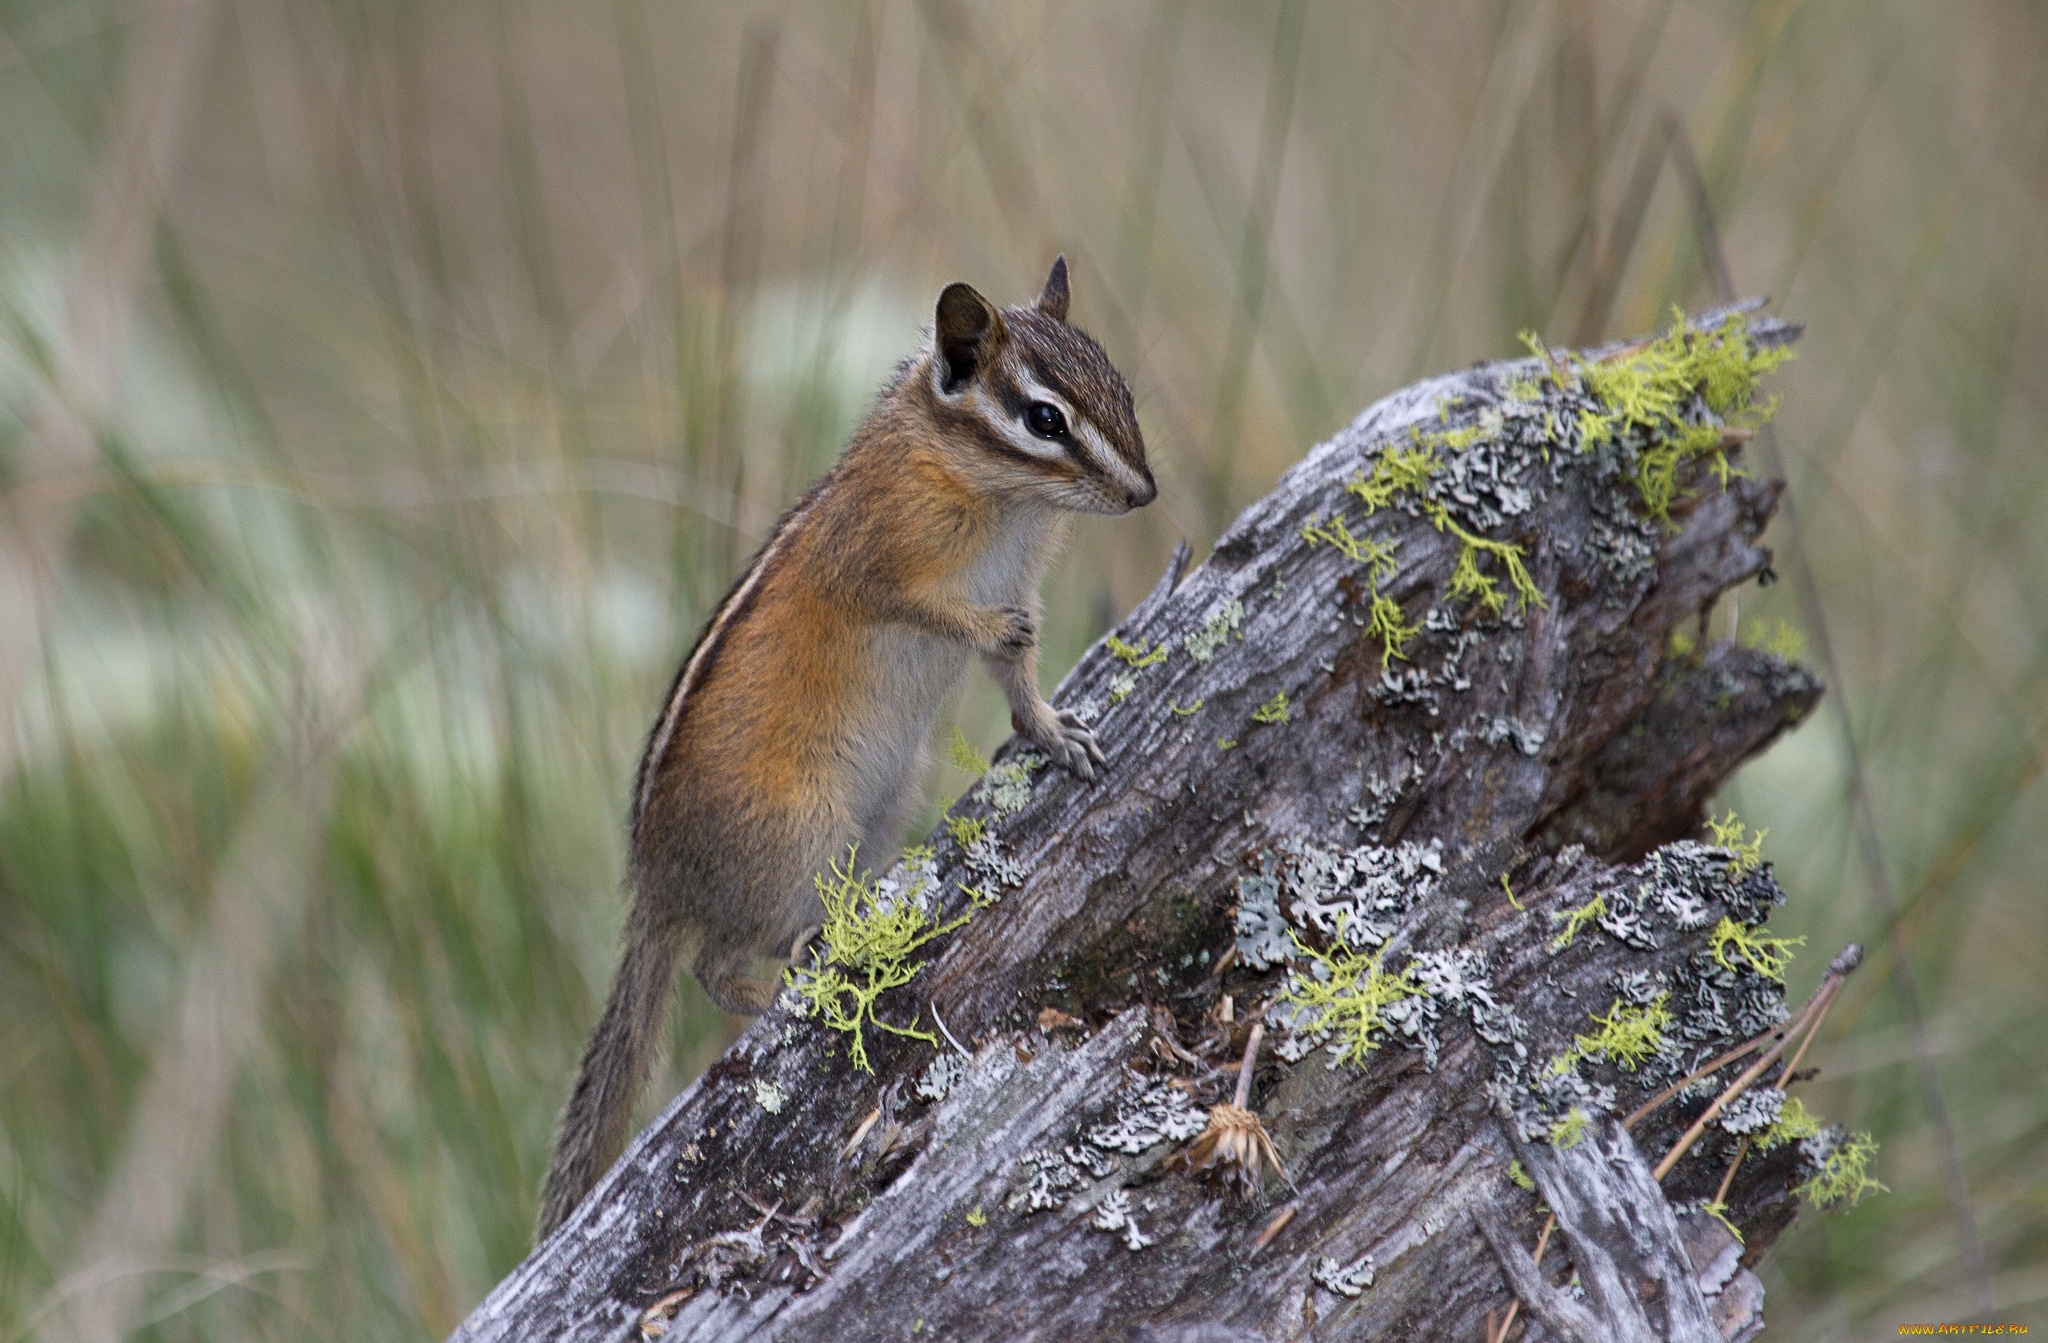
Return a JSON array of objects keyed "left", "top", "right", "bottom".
[{"left": 536, "top": 902, "right": 686, "bottom": 1240}]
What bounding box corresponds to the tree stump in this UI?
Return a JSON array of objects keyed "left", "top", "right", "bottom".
[{"left": 453, "top": 303, "right": 1841, "bottom": 1342}]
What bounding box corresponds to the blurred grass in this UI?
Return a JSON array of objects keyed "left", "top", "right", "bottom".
[{"left": 1, "top": 0, "right": 2044, "bottom": 1336}]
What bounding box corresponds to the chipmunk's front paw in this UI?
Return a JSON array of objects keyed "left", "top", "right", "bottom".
[
  {"left": 1029, "top": 708, "right": 1104, "bottom": 782},
  {"left": 991, "top": 605, "right": 1036, "bottom": 658}
]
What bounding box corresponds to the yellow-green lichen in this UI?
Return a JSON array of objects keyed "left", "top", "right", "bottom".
[
  {"left": 1364, "top": 593, "right": 1422, "bottom": 668},
  {"left": 1707, "top": 809, "right": 1768, "bottom": 874},
  {"left": 1743, "top": 616, "right": 1806, "bottom": 661},
  {"left": 1301, "top": 513, "right": 1397, "bottom": 581},
  {"left": 1507, "top": 1160, "right": 1535, "bottom": 1190},
  {"left": 1562, "top": 308, "right": 1794, "bottom": 524},
  {"left": 1107, "top": 634, "right": 1169, "bottom": 669},
  {"left": 1500, "top": 873, "right": 1524, "bottom": 911},
  {"left": 1699, "top": 1199, "right": 1745, "bottom": 1243},
  {"left": 1251, "top": 691, "right": 1292, "bottom": 725},
  {"left": 1216, "top": 738, "right": 1238, "bottom": 751},
  {"left": 1439, "top": 513, "right": 1545, "bottom": 615},
  {"left": 784, "top": 847, "right": 970, "bottom": 1072},
  {"left": 1109, "top": 671, "right": 1137, "bottom": 704},
  {"left": 967, "top": 1206, "right": 987, "bottom": 1227},
  {"left": 1347, "top": 444, "right": 1443, "bottom": 513},
  {"left": 1708, "top": 916, "right": 1804, "bottom": 983},
  {"left": 1555, "top": 994, "right": 1670, "bottom": 1073},
  {"left": 947, "top": 725, "right": 989, "bottom": 776},
  {"left": 1346, "top": 448, "right": 1545, "bottom": 616},
  {"left": 945, "top": 814, "right": 987, "bottom": 848},
  {"left": 1548, "top": 894, "right": 1608, "bottom": 951},
  {"left": 1757, "top": 1094, "right": 1824, "bottom": 1152},
  {"left": 1301, "top": 511, "right": 1416, "bottom": 666},
  {"left": 1797, "top": 1131, "right": 1887, "bottom": 1209},
  {"left": 1548, "top": 1106, "right": 1591, "bottom": 1149},
  {"left": 1277, "top": 927, "right": 1429, "bottom": 1069},
  {"left": 1170, "top": 698, "right": 1204, "bottom": 717}
]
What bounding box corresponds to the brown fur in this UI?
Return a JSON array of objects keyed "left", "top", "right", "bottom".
[{"left": 536, "top": 259, "right": 1152, "bottom": 1238}]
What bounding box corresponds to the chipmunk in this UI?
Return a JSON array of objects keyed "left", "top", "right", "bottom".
[{"left": 537, "top": 257, "right": 1155, "bottom": 1236}]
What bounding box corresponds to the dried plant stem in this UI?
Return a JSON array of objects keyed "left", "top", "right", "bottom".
[
  {"left": 1497, "top": 945, "right": 1860, "bottom": 1341},
  {"left": 1653, "top": 946, "right": 1860, "bottom": 1182},
  {"left": 1487, "top": 1214, "right": 1556, "bottom": 1343},
  {"left": 1711, "top": 951, "right": 1846, "bottom": 1206},
  {"left": 1233, "top": 1023, "right": 1265, "bottom": 1109}
]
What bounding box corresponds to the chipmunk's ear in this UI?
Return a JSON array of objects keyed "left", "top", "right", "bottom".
[
  {"left": 1035, "top": 254, "right": 1070, "bottom": 323},
  {"left": 935, "top": 282, "right": 1003, "bottom": 393}
]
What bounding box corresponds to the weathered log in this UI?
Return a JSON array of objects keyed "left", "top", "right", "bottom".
[{"left": 453, "top": 304, "right": 1831, "bottom": 1342}]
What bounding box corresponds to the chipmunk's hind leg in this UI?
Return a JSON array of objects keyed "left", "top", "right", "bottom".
[{"left": 692, "top": 946, "right": 782, "bottom": 1016}]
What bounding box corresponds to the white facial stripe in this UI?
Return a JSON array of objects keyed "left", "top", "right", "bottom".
[
  {"left": 1074, "top": 420, "right": 1145, "bottom": 496},
  {"left": 637, "top": 510, "right": 802, "bottom": 818}
]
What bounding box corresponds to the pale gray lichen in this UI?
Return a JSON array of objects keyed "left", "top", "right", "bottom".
[
  {"left": 1087, "top": 1080, "right": 1206, "bottom": 1153},
  {"left": 963, "top": 833, "right": 1025, "bottom": 891},
  {"left": 1234, "top": 872, "right": 1294, "bottom": 971},
  {"left": 1477, "top": 714, "right": 1547, "bottom": 757},
  {"left": 1314, "top": 1252, "right": 1378, "bottom": 1297},
  {"left": 1017, "top": 1149, "right": 1084, "bottom": 1211},
  {"left": 1183, "top": 597, "right": 1245, "bottom": 664},
  {"left": 869, "top": 847, "right": 941, "bottom": 918},
  {"left": 1717, "top": 1085, "right": 1786, "bottom": 1137},
  {"left": 973, "top": 751, "right": 1046, "bottom": 816},
  {"left": 1090, "top": 1190, "right": 1156, "bottom": 1251},
  {"left": 752, "top": 1080, "right": 787, "bottom": 1113},
  {"left": 916, "top": 1052, "right": 965, "bottom": 1104}
]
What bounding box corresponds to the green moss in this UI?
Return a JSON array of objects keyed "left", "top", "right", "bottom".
[
  {"left": 1708, "top": 916, "right": 1804, "bottom": 983},
  {"left": 1251, "top": 691, "right": 1292, "bottom": 725},
  {"left": 1558, "top": 994, "right": 1670, "bottom": 1072},
  {"left": 945, "top": 814, "right": 987, "bottom": 847},
  {"left": 1548, "top": 1106, "right": 1591, "bottom": 1149},
  {"left": 1548, "top": 894, "right": 1608, "bottom": 951},
  {"left": 784, "top": 846, "right": 970, "bottom": 1072},
  {"left": 1797, "top": 1132, "right": 1887, "bottom": 1209},
  {"left": 1106, "top": 634, "right": 1169, "bottom": 668},
  {"left": 1707, "top": 809, "right": 1767, "bottom": 874},
  {"left": 947, "top": 725, "right": 989, "bottom": 776},
  {"left": 1277, "top": 924, "right": 1428, "bottom": 1069}
]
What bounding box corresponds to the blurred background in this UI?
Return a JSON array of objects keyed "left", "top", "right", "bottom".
[{"left": 1, "top": 0, "right": 2042, "bottom": 1337}]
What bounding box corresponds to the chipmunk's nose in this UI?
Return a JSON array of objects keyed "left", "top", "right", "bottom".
[{"left": 1127, "top": 468, "right": 1157, "bottom": 510}]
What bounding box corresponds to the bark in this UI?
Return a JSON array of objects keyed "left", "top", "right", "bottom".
[{"left": 453, "top": 303, "right": 1825, "bottom": 1342}]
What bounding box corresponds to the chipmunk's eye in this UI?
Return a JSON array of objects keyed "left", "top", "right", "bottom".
[{"left": 1025, "top": 401, "right": 1068, "bottom": 439}]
